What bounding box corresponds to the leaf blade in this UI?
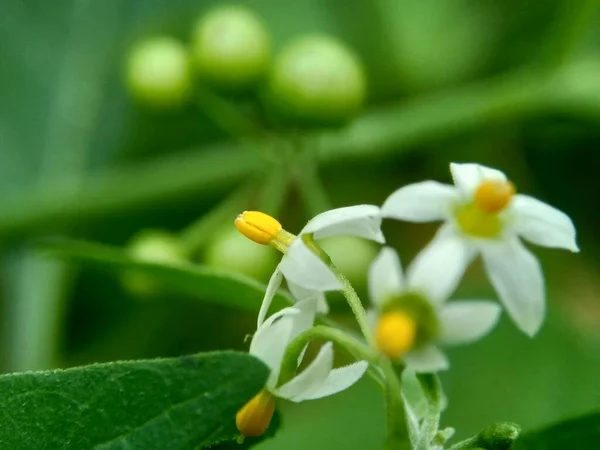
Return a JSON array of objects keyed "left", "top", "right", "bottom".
[{"left": 0, "top": 351, "right": 270, "bottom": 450}]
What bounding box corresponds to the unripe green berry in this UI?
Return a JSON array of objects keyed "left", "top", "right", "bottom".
[
  {"left": 265, "top": 34, "right": 366, "bottom": 124},
  {"left": 477, "top": 422, "right": 521, "bottom": 450},
  {"left": 191, "top": 5, "right": 270, "bottom": 90},
  {"left": 204, "top": 228, "right": 278, "bottom": 281},
  {"left": 319, "top": 236, "right": 378, "bottom": 291},
  {"left": 125, "top": 37, "right": 192, "bottom": 109},
  {"left": 122, "top": 230, "right": 187, "bottom": 297}
]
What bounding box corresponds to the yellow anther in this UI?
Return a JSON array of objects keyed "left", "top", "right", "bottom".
[
  {"left": 375, "top": 311, "right": 417, "bottom": 359},
  {"left": 474, "top": 179, "right": 515, "bottom": 213},
  {"left": 235, "top": 211, "right": 282, "bottom": 245},
  {"left": 236, "top": 389, "right": 276, "bottom": 437}
]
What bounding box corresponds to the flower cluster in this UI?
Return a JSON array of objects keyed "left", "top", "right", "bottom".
[{"left": 233, "top": 162, "right": 578, "bottom": 440}]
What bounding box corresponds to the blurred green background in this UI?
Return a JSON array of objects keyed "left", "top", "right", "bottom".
[{"left": 1, "top": 0, "right": 600, "bottom": 448}]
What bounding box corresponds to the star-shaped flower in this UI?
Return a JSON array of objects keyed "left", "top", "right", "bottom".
[
  {"left": 236, "top": 205, "right": 384, "bottom": 325},
  {"left": 381, "top": 163, "right": 578, "bottom": 336},
  {"left": 236, "top": 297, "right": 368, "bottom": 437},
  {"left": 369, "top": 247, "right": 501, "bottom": 372}
]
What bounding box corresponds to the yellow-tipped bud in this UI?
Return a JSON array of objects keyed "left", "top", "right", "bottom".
[
  {"left": 474, "top": 180, "right": 515, "bottom": 213},
  {"left": 236, "top": 390, "right": 276, "bottom": 437},
  {"left": 235, "top": 211, "right": 282, "bottom": 245},
  {"left": 375, "top": 311, "right": 417, "bottom": 359}
]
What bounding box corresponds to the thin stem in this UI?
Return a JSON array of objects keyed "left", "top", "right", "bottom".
[
  {"left": 293, "top": 135, "right": 331, "bottom": 216},
  {"left": 380, "top": 360, "right": 412, "bottom": 450},
  {"left": 416, "top": 373, "right": 443, "bottom": 450},
  {"left": 302, "top": 234, "right": 375, "bottom": 348},
  {"left": 447, "top": 437, "right": 479, "bottom": 450},
  {"left": 278, "top": 325, "right": 380, "bottom": 386},
  {"left": 178, "top": 184, "right": 255, "bottom": 257}
]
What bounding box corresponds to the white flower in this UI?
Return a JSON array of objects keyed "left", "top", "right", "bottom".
[
  {"left": 251, "top": 297, "right": 369, "bottom": 401},
  {"left": 381, "top": 162, "right": 579, "bottom": 336},
  {"left": 258, "top": 205, "right": 385, "bottom": 325},
  {"left": 369, "top": 247, "right": 501, "bottom": 372}
]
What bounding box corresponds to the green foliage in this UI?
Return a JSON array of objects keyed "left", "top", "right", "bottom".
[
  {"left": 40, "top": 238, "right": 291, "bottom": 312},
  {"left": 513, "top": 411, "right": 600, "bottom": 450},
  {"left": 0, "top": 351, "right": 271, "bottom": 450}
]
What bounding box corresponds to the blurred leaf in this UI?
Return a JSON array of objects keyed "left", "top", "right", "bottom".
[
  {"left": 513, "top": 411, "right": 600, "bottom": 450},
  {"left": 0, "top": 351, "right": 268, "bottom": 450},
  {"left": 40, "top": 238, "right": 291, "bottom": 313}
]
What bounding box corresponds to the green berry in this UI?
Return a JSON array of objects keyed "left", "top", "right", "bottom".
[
  {"left": 122, "top": 230, "right": 187, "bottom": 297},
  {"left": 204, "top": 228, "right": 278, "bottom": 281},
  {"left": 266, "top": 34, "right": 366, "bottom": 124},
  {"left": 191, "top": 5, "right": 270, "bottom": 90},
  {"left": 319, "top": 236, "right": 378, "bottom": 291},
  {"left": 125, "top": 37, "right": 192, "bottom": 109}
]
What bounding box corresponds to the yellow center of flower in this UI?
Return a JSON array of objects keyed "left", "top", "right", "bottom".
[
  {"left": 235, "top": 210, "right": 296, "bottom": 252},
  {"left": 236, "top": 389, "right": 276, "bottom": 438},
  {"left": 473, "top": 180, "right": 515, "bottom": 213},
  {"left": 375, "top": 311, "right": 417, "bottom": 359},
  {"left": 455, "top": 179, "right": 515, "bottom": 239}
]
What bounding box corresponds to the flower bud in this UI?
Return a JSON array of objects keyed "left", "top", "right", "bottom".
[
  {"left": 236, "top": 390, "right": 276, "bottom": 437},
  {"left": 265, "top": 34, "right": 366, "bottom": 124},
  {"left": 125, "top": 37, "right": 192, "bottom": 109},
  {"left": 476, "top": 422, "right": 521, "bottom": 450},
  {"left": 204, "top": 228, "right": 278, "bottom": 281},
  {"left": 191, "top": 5, "right": 270, "bottom": 90},
  {"left": 375, "top": 311, "right": 417, "bottom": 359},
  {"left": 122, "top": 229, "right": 187, "bottom": 297}
]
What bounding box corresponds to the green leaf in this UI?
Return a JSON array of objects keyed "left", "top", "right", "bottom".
[
  {"left": 0, "top": 351, "right": 271, "bottom": 450},
  {"left": 39, "top": 238, "right": 291, "bottom": 313},
  {"left": 513, "top": 411, "right": 600, "bottom": 450}
]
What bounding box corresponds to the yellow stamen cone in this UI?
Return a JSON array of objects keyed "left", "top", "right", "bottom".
[
  {"left": 474, "top": 180, "right": 515, "bottom": 213},
  {"left": 236, "top": 389, "right": 276, "bottom": 437},
  {"left": 375, "top": 311, "right": 417, "bottom": 359},
  {"left": 235, "top": 211, "right": 282, "bottom": 245}
]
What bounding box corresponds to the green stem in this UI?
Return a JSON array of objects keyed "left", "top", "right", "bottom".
[
  {"left": 416, "top": 373, "right": 443, "bottom": 450},
  {"left": 381, "top": 360, "right": 412, "bottom": 450},
  {"left": 447, "top": 437, "right": 479, "bottom": 450},
  {"left": 293, "top": 135, "right": 332, "bottom": 216},
  {"left": 178, "top": 184, "right": 255, "bottom": 257},
  {"left": 302, "top": 234, "right": 375, "bottom": 348},
  {"left": 278, "top": 325, "right": 380, "bottom": 386}
]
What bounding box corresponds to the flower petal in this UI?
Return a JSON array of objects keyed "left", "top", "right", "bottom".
[
  {"left": 511, "top": 194, "right": 579, "bottom": 252},
  {"left": 406, "top": 228, "right": 475, "bottom": 306},
  {"left": 288, "top": 297, "right": 319, "bottom": 342},
  {"left": 257, "top": 268, "right": 284, "bottom": 327},
  {"left": 381, "top": 181, "right": 458, "bottom": 222},
  {"left": 293, "top": 361, "right": 369, "bottom": 401},
  {"left": 275, "top": 342, "right": 334, "bottom": 402},
  {"left": 250, "top": 307, "right": 297, "bottom": 386},
  {"left": 438, "top": 301, "right": 501, "bottom": 345},
  {"left": 481, "top": 238, "right": 545, "bottom": 336},
  {"left": 403, "top": 345, "right": 449, "bottom": 373},
  {"left": 280, "top": 239, "right": 342, "bottom": 291},
  {"left": 301, "top": 205, "right": 385, "bottom": 243},
  {"left": 288, "top": 281, "right": 329, "bottom": 315},
  {"left": 450, "top": 163, "right": 507, "bottom": 199},
  {"left": 368, "top": 247, "right": 405, "bottom": 308}
]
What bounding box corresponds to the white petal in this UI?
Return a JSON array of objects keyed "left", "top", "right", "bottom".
[
  {"left": 293, "top": 361, "right": 369, "bottom": 401},
  {"left": 368, "top": 247, "right": 405, "bottom": 308},
  {"left": 301, "top": 205, "right": 385, "bottom": 243},
  {"left": 275, "top": 342, "right": 334, "bottom": 402},
  {"left": 438, "top": 301, "right": 501, "bottom": 345},
  {"left": 512, "top": 194, "right": 579, "bottom": 252},
  {"left": 381, "top": 181, "right": 458, "bottom": 222},
  {"left": 481, "top": 238, "right": 545, "bottom": 336},
  {"left": 257, "top": 268, "right": 284, "bottom": 327},
  {"left": 288, "top": 297, "right": 319, "bottom": 341},
  {"left": 280, "top": 239, "right": 342, "bottom": 291},
  {"left": 450, "top": 162, "right": 507, "bottom": 199},
  {"left": 250, "top": 308, "right": 297, "bottom": 385},
  {"left": 403, "top": 345, "right": 449, "bottom": 373},
  {"left": 406, "top": 230, "right": 474, "bottom": 306},
  {"left": 288, "top": 281, "right": 329, "bottom": 315}
]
